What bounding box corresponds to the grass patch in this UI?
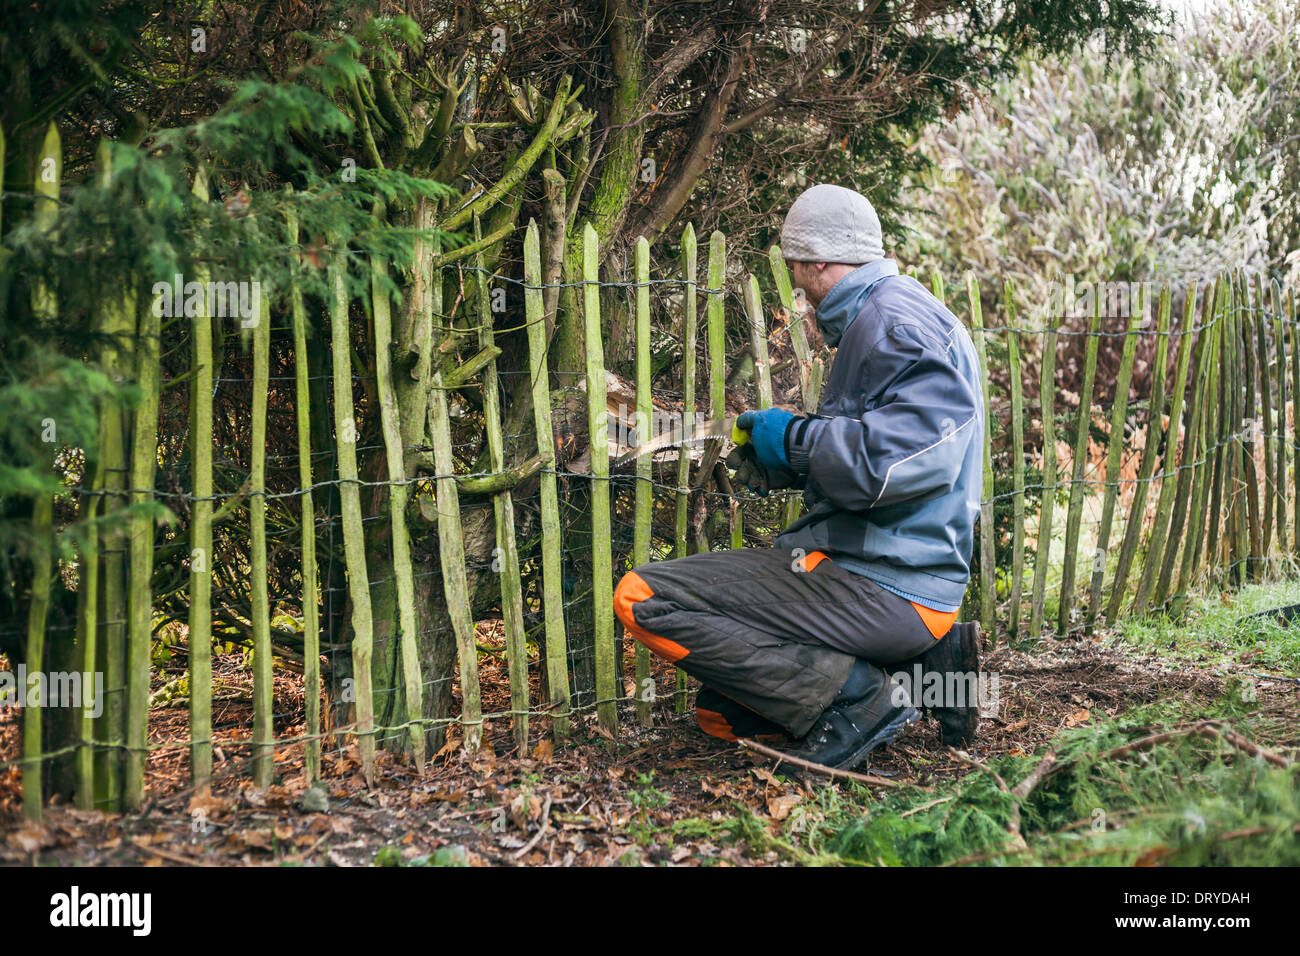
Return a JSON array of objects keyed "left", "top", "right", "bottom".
[
  {"left": 1114, "top": 576, "right": 1300, "bottom": 674},
  {"left": 763, "top": 682, "right": 1297, "bottom": 866}
]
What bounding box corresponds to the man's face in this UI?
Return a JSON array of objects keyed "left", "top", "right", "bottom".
[
  {"left": 785, "top": 260, "right": 868, "bottom": 351},
  {"left": 785, "top": 260, "right": 827, "bottom": 352},
  {"left": 786, "top": 260, "right": 859, "bottom": 311}
]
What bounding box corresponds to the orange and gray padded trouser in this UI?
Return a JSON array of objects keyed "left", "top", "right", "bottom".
[{"left": 613, "top": 548, "right": 957, "bottom": 741}]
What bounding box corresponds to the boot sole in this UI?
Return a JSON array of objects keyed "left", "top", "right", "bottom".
[{"left": 832, "top": 705, "right": 921, "bottom": 770}]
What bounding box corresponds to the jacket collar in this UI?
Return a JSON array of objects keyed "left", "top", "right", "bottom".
[{"left": 814, "top": 259, "right": 899, "bottom": 348}]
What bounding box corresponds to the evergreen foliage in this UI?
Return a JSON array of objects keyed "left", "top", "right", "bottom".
[{"left": 813, "top": 685, "right": 1299, "bottom": 866}]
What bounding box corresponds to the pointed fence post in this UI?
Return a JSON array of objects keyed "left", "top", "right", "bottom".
[
  {"left": 523, "top": 221, "right": 571, "bottom": 737},
  {"left": 1256, "top": 275, "right": 1275, "bottom": 561},
  {"left": 1291, "top": 286, "right": 1300, "bottom": 558},
  {"left": 1230, "top": 274, "right": 1250, "bottom": 582},
  {"left": 372, "top": 246, "right": 426, "bottom": 766},
  {"left": 473, "top": 221, "right": 530, "bottom": 753},
  {"left": 1196, "top": 280, "right": 1229, "bottom": 583},
  {"left": 673, "top": 225, "right": 698, "bottom": 713},
  {"left": 1084, "top": 294, "right": 1143, "bottom": 631},
  {"left": 966, "top": 273, "right": 996, "bottom": 637},
  {"left": 745, "top": 274, "right": 773, "bottom": 409},
  {"left": 427, "top": 246, "right": 483, "bottom": 753},
  {"left": 250, "top": 283, "right": 273, "bottom": 787},
  {"left": 702, "top": 232, "right": 739, "bottom": 549},
  {"left": 1003, "top": 281, "right": 1025, "bottom": 640},
  {"left": 187, "top": 166, "right": 215, "bottom": 791},
  {"left": 328, "top": 247, "right": 376, "bottom": 785},
  {"left": 1269, "top": 278, "right": 1288, "bottom": 553},
  {"left": 286, "top": 202, "right": 321, "bottom": 781},
  {"left": 1057, "top": 291, "right": 1102, "bottom": 634},
  {"left": 1240, "top": 277, "right": 1264, "bottom": 579},
  {"left": 125, "top": 179, "right": 160, "bottom": 810},
  {"left": 582, "top": 223, "right": 618, "bottom": 735},
  {"left": 1029, "top": 324, "right": 1058, "bottom": 640},
  {"left": 633, "top": 237, "right": 654, "bottom": 726}
]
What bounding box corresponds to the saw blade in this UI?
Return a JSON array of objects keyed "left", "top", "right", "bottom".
[{"left": 613, "top": 415, "right": 737, "bottom": 468}]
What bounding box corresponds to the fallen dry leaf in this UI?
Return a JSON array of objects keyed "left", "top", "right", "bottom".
[
  {"left": 7, "top": 825, "right": 50, "bottom": 854},
  {"left": 766, "top": 793, "right": 802, "bottom": 821},
  {"left": 509, "top": 793, "right": 541, "bottom": 831},
  {"left": 1064, "top": 708, "right": 1091, "bottom": 728},
  {"left": 701, "top": 779, "right": 741, "bottom": 800},
  {"left": 189, "top": 791, "right": 227, "bottom": 819},
  {"left": 241, "top": 830, "right": 272, "bottom": 850}
]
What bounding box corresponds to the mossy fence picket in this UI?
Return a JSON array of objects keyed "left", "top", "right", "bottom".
[{"left": 5, "top": 126, "right": 1298, "bottom": 821}]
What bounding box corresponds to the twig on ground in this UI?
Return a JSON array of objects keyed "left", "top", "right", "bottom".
[
  {"left": 899, "top": 796, "right": 953, "bottom": 818},
  {"left": 1213, "top": 822, "right": 1300, "bottom": 843},
  {"left": 1084, "top": 720, "right": 1291, "bottom": 769},
  {"left": 1012, "top": 751, "right": 1058, "bottom": 799},
  {"left": 738, "top": 738, "right": 909, "bottom": 789},
  {"left": 946, "top": 747, "right": 1011, "bottom": 794},
  {"left": 284, "top": 832, "right": 331, "bottom": 864},
  {"left": 1202, "top": 721, "right": 1291, "bottom": 768},
  {"left": 139, "top": 845, "right": 200, "bottom": 866}
]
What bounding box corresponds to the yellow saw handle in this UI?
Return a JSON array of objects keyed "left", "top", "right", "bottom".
[{"left": 731, "top": 421, "right": 750, "bottom": 446}]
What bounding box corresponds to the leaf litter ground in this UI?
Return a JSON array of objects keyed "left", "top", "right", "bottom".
[{"left": 2, "top": 614, "right": 1297, "bottom": 866}]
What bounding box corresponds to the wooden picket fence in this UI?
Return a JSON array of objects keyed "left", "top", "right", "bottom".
[{"left": 7, "top": 122, "right": 1299, "bottom": 822}]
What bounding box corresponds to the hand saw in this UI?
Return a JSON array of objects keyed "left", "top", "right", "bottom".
[{"left": 612, "top": 415, "right": 747, "bottom": 469}]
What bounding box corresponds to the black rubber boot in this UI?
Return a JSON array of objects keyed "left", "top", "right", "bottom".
[
  {"left": 893, "top": 621, "right": 981, "bottom": 747},
  {"left": 776, "top": 660, "right": 920, "bottom": 770}
]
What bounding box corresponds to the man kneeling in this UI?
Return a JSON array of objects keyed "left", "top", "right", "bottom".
[{"left": 614, "top": 184, "right": 985, "bottom": 770}]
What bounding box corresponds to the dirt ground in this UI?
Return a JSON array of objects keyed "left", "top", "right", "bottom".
[{"left": 3, "top": 634, "right": 1297, "bottom": 866}]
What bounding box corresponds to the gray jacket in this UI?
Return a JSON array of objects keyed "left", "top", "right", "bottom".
[{"left": 776, "top": 260, "right": 984, "bottom": 611}]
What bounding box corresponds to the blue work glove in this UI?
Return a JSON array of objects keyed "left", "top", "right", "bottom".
[{"left": 735, "top": 408, "right": 799, "bottom": 471}]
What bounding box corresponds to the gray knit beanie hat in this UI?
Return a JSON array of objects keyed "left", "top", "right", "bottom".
[{"left": 781, "top": 184, "right": 884, "bottom": 264}]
